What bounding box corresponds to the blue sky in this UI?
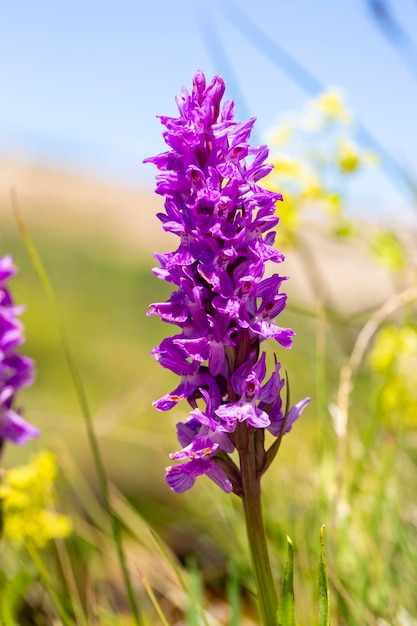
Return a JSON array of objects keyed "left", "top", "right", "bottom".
[{"left": 1, "top": 0, "right": 417, "bottom": 219}]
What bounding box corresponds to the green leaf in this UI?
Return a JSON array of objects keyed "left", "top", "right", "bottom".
[
  {"left": 318, "top": 525, "right": 330, "bottom": 626},
  {"left": 227, "top": 559, "right": 241, "bottom": 626},
  {"left": 277, "top": 536, "right": 296, "bottom": 626}
]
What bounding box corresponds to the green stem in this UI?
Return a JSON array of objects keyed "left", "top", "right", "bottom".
[{"left": 238, "top": 426, "right": 277, "bottom": 626}]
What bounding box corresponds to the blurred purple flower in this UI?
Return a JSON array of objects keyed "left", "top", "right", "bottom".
[
  {"left": 0, "top": 254, "right": 39, "bottom": 449},
  {"left": 145, "top": 71, "right": 309, "bottom": 493}
]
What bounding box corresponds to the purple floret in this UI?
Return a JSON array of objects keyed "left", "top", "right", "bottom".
[
  {"left": 145, "top": 70, "right": 309, "bottom": 493},
  {"left": 0, "top": 254, "right": 39, "bottom": 449}
]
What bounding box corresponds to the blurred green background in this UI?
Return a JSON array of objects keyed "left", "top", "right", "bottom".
[
  {"left": 2, "top": 159, "right": 416, "bottom": 624},
  {"left": 2, "top": 2, "right": 417, "bottom": 623}
]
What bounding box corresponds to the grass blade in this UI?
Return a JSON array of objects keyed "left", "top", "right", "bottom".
[
  {"left": 12, "top": 194, "right": 142, "bottom": 625},
  {"left": 318, "top": 526, "right": 330, "bottom": 626},
  {"left": 136, "top": 565, "right": 171, "bottom": 626},
  {"left": 277, "top": 536, "right": 296, "bottom": 626},
  {"left": 227, "top": 558, "right": 241, "bottom": 626}
]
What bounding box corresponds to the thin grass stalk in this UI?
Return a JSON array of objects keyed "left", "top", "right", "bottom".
[
  {"left": 58, "top": 445, "right": 112, "bottom": 532},
  {"left": 316, "top": 296, "right": 327, "bottom": 404},
  {"left": 348, "top": 362, "right": 391, "bottom": 497},
  {"left": 0, "top": 580, "right": 16, "bottom": 626},
  {"left": 227, "top": 559, "right": 242, "bottom": 626},
  {"left": 334, "top": 284, "right": 417, "bottom": 532},
  {"left": 136, "top": 565, "right": 171, "bottom": 626},
  {"left": 26, "top": 543, "right": 73, "bottom": 626},
  {"left": 150, "top": 530, "right": 210, "bottom": 626},
  {"left": 12, "top": 193, "right": 142, "bottom": 626},
  {"left": 332, "top": 284, "right": 417, "bottom": 622},
  {"left": 185, "top": 560, "right": 206, "bottom": 626},
  {"left": 53, "top": 536, "right": 90, "bottom": 626},
  {"left": 359, "top": 434, "right": 398, "bottom": 616}
]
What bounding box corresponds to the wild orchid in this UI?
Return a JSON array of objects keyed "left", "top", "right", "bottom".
[{"left": 145, "top": 70, "right": 309, "bottom": 625}]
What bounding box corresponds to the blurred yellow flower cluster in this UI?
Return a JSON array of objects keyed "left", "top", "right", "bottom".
[
  {"left": 370, "top": 230, "right": 407, "bottom": 271},
  {"left": 314, "top": 91, "right": 352, "bottom": 125},
  {"left": 0, "top": 451, "right": 72, "bottom": 548},
  {"left": 368, "top": 325, "right": 417, "bottom": 430},
  {"left": 265, "top": 89, "right": 377, "bottom": 245}
]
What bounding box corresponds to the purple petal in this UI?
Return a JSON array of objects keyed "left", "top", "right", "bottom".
[
  {"left": 206, "top": 465, "right": 233, "bottom": 493},
  {"left": 0, "top": 409, "right": 40, "bottom": 445},
  {"left": 268, "top": 397, "right": 310, "bottom": 436},
  {"left": 173, "top": 336, "right": 210, "bottom": 362},
  {"left": 165, "top": 458, "right": 213, "bottom": 493},
  {"left": 153, "top": 379, "right": 197, "bottom": 411},
  {"left": 169, "top": 436, "right": 219, "bottom": 461},
  {"left": 250, "top": 320, "right": 295, "bottom": 348},
  {"left": 260, "top": 364, "right": 285, "bottom": 404},
  {"left": 215, "top": 400, "right": 270, "bottom": 429},
  {"left": 0, "top": 255, "right": 17, "bottom": 282}
]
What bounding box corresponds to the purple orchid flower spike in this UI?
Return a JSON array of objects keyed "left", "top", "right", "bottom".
[
  {"left": 0, "top": 254, "right": 39, "bottom": 454},
  {"left": 145, "top": 70, "right": 309, "bottom": 495}
]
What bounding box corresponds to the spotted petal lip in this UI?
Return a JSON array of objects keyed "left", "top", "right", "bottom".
[{"left": 169, "top": 435, "right": 219, "bottom": 461}]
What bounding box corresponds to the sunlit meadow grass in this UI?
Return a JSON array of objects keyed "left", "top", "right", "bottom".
[{"left": 1, "top": 198, "right": 416, "bottom": 626}]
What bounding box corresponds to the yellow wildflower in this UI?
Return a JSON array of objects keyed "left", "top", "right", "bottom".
[
  {"left": 369, "top": 326, "right": 417, "bottom": 430},
  {"left": 371, "top": 230, "right": 406, "bottom": 271},
  {"left": 314, "top": 90, "right": 352, "bottom": 125},
  {"left": 270, "top": 156, "right": 302, "bottom": 178},
  {"left": 264, "top": 88, "right": 379, "bottom": 248},
  {"left": 336, "top": 140, "right": 361, "bottom": 174},
  {"left": 0, "top": 451, "right": 72, "bottom": 548}
]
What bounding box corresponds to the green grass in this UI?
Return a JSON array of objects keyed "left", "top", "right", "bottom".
[{"left": 1, "top": 217, "right": 417, "bottom": 625}]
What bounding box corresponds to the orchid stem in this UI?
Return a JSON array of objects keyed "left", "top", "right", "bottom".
[{"left": 238, "top": 426, "right": 277, "bottom": 626}]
